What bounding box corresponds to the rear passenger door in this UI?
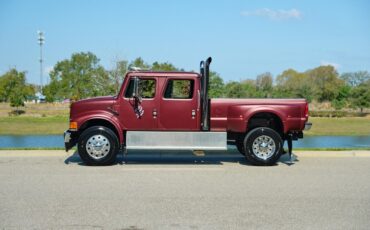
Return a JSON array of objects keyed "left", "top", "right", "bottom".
[{"left": 159, "top": 78, "right": 200, "bottom": 130}]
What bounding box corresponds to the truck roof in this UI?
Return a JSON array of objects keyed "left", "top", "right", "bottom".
[{"left": 126, "top": 71, "right": 200, "bottom": 78}]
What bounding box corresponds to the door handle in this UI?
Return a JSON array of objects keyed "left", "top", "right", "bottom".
[
  {"left": 152, "top": 109, "right": 158, "bottom": 118},
  {"left": 192, "top": 109, "right": 196, "bottom": 118}
]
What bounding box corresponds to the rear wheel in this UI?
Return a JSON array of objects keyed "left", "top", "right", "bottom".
[
  {"left": 77, "top": 126, "right": 119, "bottom": 165},
  {"left": 244, "top": 127, "right": 282, "bottom": 166}
]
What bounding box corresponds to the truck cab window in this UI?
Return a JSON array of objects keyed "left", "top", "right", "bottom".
[
  {"left": 164, "top": 79, "right": 194, "bottom": 99},
  {"left": 125, "top": 78, "right": 156, "bottom": 98}
]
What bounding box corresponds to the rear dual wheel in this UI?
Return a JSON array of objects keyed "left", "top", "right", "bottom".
[{"left": 243, "top": 127, "right": 283, "bottom": 166}]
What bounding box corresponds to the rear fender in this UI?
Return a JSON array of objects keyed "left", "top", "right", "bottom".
[
  {"left": 246, "top": 107, "right": 286, "bottom": 132},
  {"left": 227, "top": 105, "right": 286, "bottom": 133}
]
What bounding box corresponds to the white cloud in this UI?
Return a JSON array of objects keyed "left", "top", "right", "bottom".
[
  {"left": 241, "top": 8, "right": 302, "bottom": 20},
  {"left": 320, "top": 61, "right": 341, "bottom": 70}
]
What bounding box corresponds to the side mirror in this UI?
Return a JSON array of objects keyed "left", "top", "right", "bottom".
[
  {"left": 132, "top": 77, "right": 144, "bottom": 118},
  {"left": 132, "top": 77, "right": 140, "bottom": 98}
]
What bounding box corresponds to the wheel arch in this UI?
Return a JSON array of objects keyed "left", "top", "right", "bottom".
[
  {"left": 79, "top": 118, "right": 123, "bottom": 144},
  {"left": 246, "top": 111, "right": 284, "bottom": 137}
]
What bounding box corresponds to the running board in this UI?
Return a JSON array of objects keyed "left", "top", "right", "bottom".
[{"left": 126, "top": 131, "right": 227, "bottom": 150}]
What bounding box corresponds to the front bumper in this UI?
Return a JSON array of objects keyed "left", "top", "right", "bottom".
[{"left": 64, "top": 130, "right": 77, "bottom": 152}]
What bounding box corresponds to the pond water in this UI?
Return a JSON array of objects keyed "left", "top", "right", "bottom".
[
  {"left": 0, "top": 135, "right": 369, "bottom": 149},
  {"left": 0, "top": 135, "right": 64, "bottom": 148},
  {"left": 293, "top": 135, "right": 370, "bottom": 148}
]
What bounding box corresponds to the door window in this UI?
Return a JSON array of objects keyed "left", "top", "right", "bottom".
[
  {"left": 164, "top": 79, "right": 194, "bottom": 99},
  {"left": 125, "top": 78, "right": 156, "bottom": 98}
]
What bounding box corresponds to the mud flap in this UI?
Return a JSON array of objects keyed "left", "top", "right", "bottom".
[{"left": 287, "top": 134, "right": 294, "bottom": 164}]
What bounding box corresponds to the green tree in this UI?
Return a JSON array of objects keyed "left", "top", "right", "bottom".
[
  {"left": 241, "top": 79, "right": 261, "bottom": 98},
  {"left": 332, "top": 84, "right": 351, "bottom": 110},
  {"left": 110, "top": 60, "right": 128, "bottom": 94},
  {"left": 43, "top": 80, "right": 59, "bottom": 102},
  {"left": 45, "top": 52, "right": 113, "bottom": 101},
  {"left": 255, "top": 72, "right": 273, "bottom": 97},
  {"left": 128, "top": 57, "right": 150, "bottom": 70},
  {"left": 209, "top": 71, "right": 224, "bottom": 98},
  {"left": 306, "top": 66, "right": 342, "bottom": 102},
  {"left": 151, "top": 61, "right": 178, "bottom": 71},
  {"left": 341, "top": 71, "right": 370, "bottom": 87},
  {"left": 275, "top": 69, "right": 314, "bottom": 101},
  {"left": 350, "top": 81, "right": 370, "bottom": 112},
  {"left": 224, "top": 81, "right": 246, "bottom": 98},
  {"left": 275, "top": 66, "right": 343, "bottom": 102},
  {"left": 0, "top": 69, "right": 35, "bottom": 110}
]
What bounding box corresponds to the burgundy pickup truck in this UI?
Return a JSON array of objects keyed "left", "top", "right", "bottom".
[{"left": 64, "top": 57, "right": 311, "bottom": 166}]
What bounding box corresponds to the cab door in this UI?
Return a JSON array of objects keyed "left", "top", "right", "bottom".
[
  {"left": 119, "top": 77, "right": 159, "bottom": 130},
  {"left": 158, "top": 77, "right": 200, "bottom": 130}
]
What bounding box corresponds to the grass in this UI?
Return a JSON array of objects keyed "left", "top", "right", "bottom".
[
  {"left": 305, "top": 117, "right": 370, "bottom": 136},
  {"left": 0, "top": 116, "right": 68, "bottom": 135},
  {"left": 0, "top": 102, "right": 69, "bottom": 117}
]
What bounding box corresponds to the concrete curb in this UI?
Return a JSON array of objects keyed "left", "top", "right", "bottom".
[
  {"left": 0, "top": 150, "right": 68, "bottom": 157},
  {"left": 294, "top": 150, "right": 370, "bottom": 158}
]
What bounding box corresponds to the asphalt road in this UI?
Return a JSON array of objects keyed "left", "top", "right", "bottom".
[{"left": 0, "top": 150, "right": 370, "bottom": 230}]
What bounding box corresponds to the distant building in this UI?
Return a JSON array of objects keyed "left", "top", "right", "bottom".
[{"left": 33, "top": 92, "right": 46, "bottom": 103}]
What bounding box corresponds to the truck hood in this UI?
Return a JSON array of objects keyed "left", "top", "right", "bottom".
[
  {"left": 73, "top": 96, "right": 116, "bottom": 105},
  {"left": 70, "top": 96, "right": 116, "bottom": 118}
]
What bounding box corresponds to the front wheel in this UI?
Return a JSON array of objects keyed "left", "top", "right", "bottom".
[
  {"left": 236, "top": 142, "right": 246, "bottom": 155},
  {"left": 77, "top": 126, "right": 119, "bottom": 166},
  {"left": 235, "top": 134, "right": 246, "bottom": 155},
  {"left": 244, "top": 127, "right": 283, "bottom": 166}
]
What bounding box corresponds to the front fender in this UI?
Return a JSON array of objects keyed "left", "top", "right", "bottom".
[{"left": 73, "top": 111, "right": 124, "bottom": 143}]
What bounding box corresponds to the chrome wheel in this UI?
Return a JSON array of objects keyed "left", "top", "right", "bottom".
[
  {"left": 252, "top": 135, "right": 276, "bottom": 160},
  {"left": 86, "top": 134, "right": 111, "bottom": 160}
]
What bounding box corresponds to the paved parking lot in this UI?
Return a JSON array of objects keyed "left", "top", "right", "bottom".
[{"left": 0, "top": 150, "right": 370, "bottom": 229}]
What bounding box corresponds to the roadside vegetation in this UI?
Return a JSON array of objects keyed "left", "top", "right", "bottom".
[
  {"left": 1, "top": 52, "right": 369, "bottom": 111},
  {"left": 0, "top": 103, "right": 369, "bottom": 136},
  {"left": 0, "top": 51, "right": 369, "bottom": 136}
]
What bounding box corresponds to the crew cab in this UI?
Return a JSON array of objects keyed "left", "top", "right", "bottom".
[{"left": 64, "top": 57, "right": 312, "bottom": 166}]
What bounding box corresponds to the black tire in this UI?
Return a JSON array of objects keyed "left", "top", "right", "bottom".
[
  {"left": 77, "top": 126, "right": 119, "bottom": 166},
  {"left": 235, "top": 134, "right": 246, "bottom": 155},
  {"left": 243, "top": 127, "right": 283, "bottom": 166},
  {"left": 236, "top": 142, "right": 246, "bottom": 155}
]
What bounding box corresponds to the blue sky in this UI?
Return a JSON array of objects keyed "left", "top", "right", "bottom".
[{"left": 0, "top": 0, "right": 369, "bottom": 85}]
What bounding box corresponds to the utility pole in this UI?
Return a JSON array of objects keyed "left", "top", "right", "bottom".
[{"left": 37, "top": 31, "right": 44, "bottom": 94}]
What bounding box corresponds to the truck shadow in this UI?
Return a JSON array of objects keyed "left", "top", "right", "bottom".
[{"left": 64, "top": 149, "right": 298, "bottom": 166}]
